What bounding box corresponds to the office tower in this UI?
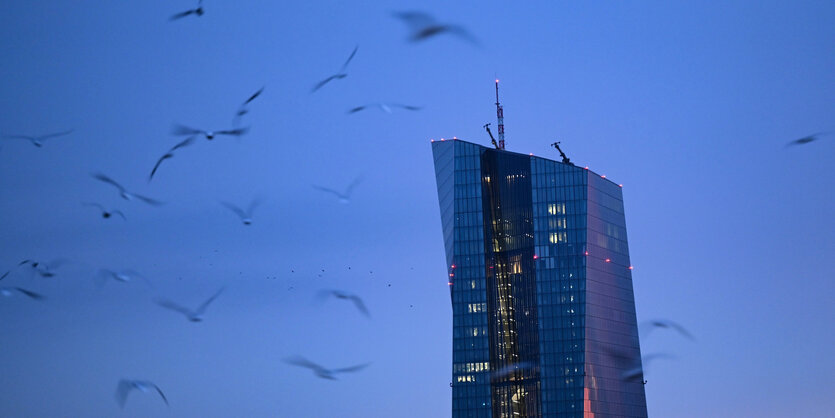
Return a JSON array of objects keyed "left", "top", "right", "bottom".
[{"left": 432, "top": 138, "right": 647, "bottom": 418}]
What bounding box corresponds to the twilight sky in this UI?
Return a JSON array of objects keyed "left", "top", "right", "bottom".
[{"left": 1, "top": 1, "right": 833, "bottom": 416}]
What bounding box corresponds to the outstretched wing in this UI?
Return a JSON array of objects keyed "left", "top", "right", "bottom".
[
  {"left": 392, "top": 11, "right": 437, "bottom": 31},
  {"left": 333, "top": 362, "right": 371, "bottom": 374},
  {"left": 149, "top": 153, "right": 174, "bottom": 181},
  {"left": 283, "top": 355, "right": 327, "bottom": 374},
  {"left": 311, "top": 74, "right": 345, "bottom": 93},
  {"left": 246, "top": 198, "right": 263, "bottom": 217},
  {"left": 349, "top": 295, "right": 371, "bottom": 318},
  {"left": 92, "top": 172, "right": 126, "bottom": 193},
  {"left": 82, "top": 202, "right": 105, "bottom": 211},
  {"left": 340, "top": 46, "right": 359, "bottom": 72},
  {"left": 171, "top": 124, "right": 203, "bottom": 136},
  {"left": 115, "top": 380, "right": 133, "bottom": 408},
  {"left": 37, "top": 129, "right": 74, "bottom": 141},
  {"left": 170, "top": 136, "right": 197, "bottom": 152},
  {"left": 169, "top": 9, "right": 197, "bottom": 21},
  {"left": 131, "top": 193, "right": 165, "bottom": 206},
  {"left": 243, "top": 87, "right": 264, "bottom": 105},
  {"left": 312, "top": 185, "right": 343, "bottom": 198},
  {"left": 14, "top": 287, "right": 45, "bottom": 300},
  {"left": 215, "top": 127, "right": 249, "bottom": 137},
  {"left": 195, "top": 287, "right": 225, "bottom": 315},
  {"left": 155, "top": 299, "right": 195, "bottom": 318},
  {"left": 343, "top": 176, "right": 363, "bottom": 198},
  {"left": 221, "top": 202, "right": 247, "bottom": 219}
]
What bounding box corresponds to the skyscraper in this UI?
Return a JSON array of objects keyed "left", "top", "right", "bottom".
[{"left": 432, "top": 138, "right": 647, "bottom": 418}]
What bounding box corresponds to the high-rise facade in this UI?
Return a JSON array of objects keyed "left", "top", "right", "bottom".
[{"left": 432, "top": 139, "right": 647, "bottom": 418}]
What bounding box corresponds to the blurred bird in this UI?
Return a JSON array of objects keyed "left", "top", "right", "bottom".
[
  {"left": 220, "top": 198, "right": 262, "bottom": 225},
  {"left": 171, "top": 124, "right": 249, "bottom": 141},
  {"left": 312, "top": 176, "right": 362, "bottom": 204},
  {"left": 170, "top": 0, "right": 203, "bottom": 21},
  {"left": 2, "top": 129, "right": 73, "bottom": 147},
  {"left": 643, "top": 319, "right": 695, "bottom": 341},
  {"left": 82, "top": 202, "right": 126, "bottom": 220},
  {"left": 0, "top": 287, "right": 45, "bottom": 300},
  {"left": 283, "top": 355, "right": 370, "bottom": 380},
  {"left": 786, "top": 132, "right": 829, "bottom": 147},
  {"left": 311, "top": 46, "right": 358, "bottom": 93},
  {"left": 19, "top": 259, "right": 68, "bottom": 278},
  {"left": 622, "top": 353, "right": 675, "bottom": 381},
  {"left": 115, "top": 379, "right": 169, "bottom": 409},
  {"left": 233, "top": 86, "right": 265, "bottom": 126},
  {"left": 95, "top": 269, "right": 151, "bottom": 288},
  {"left": 0, "top": 270, "right": 10, "bottom": 281},
  {"left": 347, "top": 103, "right": 421, "bottom": 114},
  {"left": 155, "top": 287, "right": 224, "bottom": 322},
  {"left": 392, "top": 11, "right": 478, "bottom": 45},
  {"left": 92, "top": 173, "right": 164, "bottom": 206},
  {"left": 316, "top": 289, "right": 370, "bottom": 317}
]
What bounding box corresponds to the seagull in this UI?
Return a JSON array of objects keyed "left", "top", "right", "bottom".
[
  {"left": 220, "top": 199, "right": 261, "bottom": 225},
  {"left": 115, "top": 379, "right": 169, "bottom": 409},
  {"left": 170, "top": 0, "right": 203, "bottom": 21},
  {"left": 786, "top": 132, "right": 829, "bottom": 147},
  {"left": 283, "top": 355, "right": 370, "bottom": 380},
  {"left": 643, "top": 319, "right": 695, "bottom": 341},
  {"left": 316, "top": 289, "right": 370, "bottom": 317},
  {"left": 622, "top": 353, "right": 675, "bottom": 381},
  {"left": 0, "top": 287, "right": 45, "bottom": 300},
  {"left": 82, "top": 202, "right": 126, "bottom": 220},
  {"left": 95, "top": 269, "right": 151, "bottom": 288},
  {"left": 172, "top": 124, "right": 249, "bottom": 141},
  {"left": 312, "top": 46, "right": 358, "bottom": 93},
  {"left": 91, "top": 173, "right": 164, "bottom": 206},
  {"left": 233, "top": 86, "right": 265, "bottom": 126},
  {"left": 2, "top": 129, "right": 73, "bottom": 147},
  {"left": 312, "top": 176, "right": 362, "bottom": 203},
  {"left": 392, "top": 11, "right": 478, "bottom": 45},
  {"left": 347, "top": 103, "right": 422, "bottom": 114},
  {"left": 19, "top": 259, "right": 68, "bottom": 278},
  {"left": 155, "top": 287, "right": 224, "bottom": 322}
]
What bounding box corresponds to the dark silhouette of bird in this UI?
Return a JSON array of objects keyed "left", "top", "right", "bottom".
[
  {"left": 155, "top": 287, "right": 224, "bottom": 322},
  {"left": 171, "top": 124, "right": 249, "bottom": 141},
  {"left": 643, "top": 319, "right": 695, "bottom": 341},
  {"left": 91, "top": 173, "right": 163, "bottom": 206},
  {"left": 18, "top": 259, "right": 68, "bottom": 278},
  {"left": 312, "top": 46, "right": 358, "bottom": 93},
  {"left": 233, "top": 87, "right": 265, "bottom": 126},
  {"left": 2, "top": 129, "right": 73, "bottom": 147},
  {"left": 170, "top": 0, "right": 203, "bottom": 21},
  {"left": 283, "top": 356, "right": 370, "bottom": 380},
  {"left": 392, "top": 11, "right": 478, "bottom": 45},
  {"left": 82, "top": 202, "right": 126, "bottom": 220},
  {"left": 347, "top": 103, "right": 421, "bottom": 114},
  {"left": 786, "top": 132, "right": 829, "bottom": 147},
  {"left": 0, "top": 287, "right": 45, "bottom": 300},
  {"left": 220, "top": 198, "right": 261, "bottom": 225},
  {"left": 115, "top": 379, "right": 168, "bottom": 409},
  {"left": 316, "top": 289, "right": 370, "bottom": 317},
  {"left": 312, "top": 176, "right": 362, "bottom": 203}
]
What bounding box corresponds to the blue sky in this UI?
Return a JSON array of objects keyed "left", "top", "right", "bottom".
[{"left": 1, "top": 1, "right": 833, "bottom": 416}]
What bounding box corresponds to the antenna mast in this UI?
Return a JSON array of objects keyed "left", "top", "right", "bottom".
[{"left": 495, "top": 79, "right": 505, "bottom": 150}]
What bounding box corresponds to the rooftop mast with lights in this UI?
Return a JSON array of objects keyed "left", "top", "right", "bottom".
[{"left": 495, "top": 79, "right": 505, "bottom": 149}]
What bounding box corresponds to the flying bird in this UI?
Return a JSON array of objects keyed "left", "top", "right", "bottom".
[
  {"left": 392, "top": 11, "right": 478, "bottom": 45},
  {"left": 82, "top": 202, "right": 126, "bottom": 220},
  {"left": 170, "top": 0, "right": 203, "bottom": 21},
  {"left": 786, "top": 132, "right": 829, "bottom": 147},
  {"left": 155, "top": 287, "right": 224, "bottom": 322},
  {"left": 316, "top": 289, "right": 370, "bottom": 317},
  {"left": 220, "top": 199, "right": 261, "bottom": 225},
  {"left": 643, "top": 319, "right": 695, "bottom": 341},
  {"left": 312, "top": 176, "right": 362, "bottom": 203},
  {"left": 2, "top": 129, "right": 73, "bottom": 147},
  {"left": 233, "top": 86, "right": 265, "bottom": 126},
  {"left": 172, "top": 124, "right": 249, "bottom": 141},
  {"left": 0, "top": 287, "right": 45, "bottom": 300},
  {"left": 347, "top": 103, "right": 422, "bottom": 114},
  {"left": 91, "top": 173, "right": 163, "bottom": 206},
  {"left": 312, "top": 46, "right": 358, "bottom": 93},
  {"left": 115, "top": 379, "right": 169, "bottom": 409},
  {"left": 19, "top": 259, "right": 68, "bottom": 278},
  {"left": 95, "top": 269, "right": 151, "bottom": 288},
  {"left": 283, "top": 356, "right": 370, "bottom": 380}
]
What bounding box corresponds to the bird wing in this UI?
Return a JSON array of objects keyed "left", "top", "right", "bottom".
[
  {"left": 246, "top": 198, "right": 263, "bottom": 217},
  {"left": 169, "top": 9, "right": 196, "bottom": 21},
  {"left": 392, "top": 11, "right": 437, "bottom": 30},
  {"left": 446, "top": 25, "right": 480, "bottom": 46},
  {"left": 340, "top": 46, "right": 359, "bottom": 72},
  {"left": 283, "top": 356, "right": 327, "bottom": 373},
  {"left": 155, "top": 299, "right": 195, "bottom": 318},
  {"left": 312, "top": 185, "right": 343, "bottom": 197},
  {"left": 38, "top": 129, "right": 74, "bottom": 141},
  {"left": 149, "top": 153, "right": 174, "bottom": 181},
  {"left": 195, "top": 287, "right": 225, "bottom": 315},
  {"left": 115, "top": 380, "right": 133, "bottom": 408},
  {"left": 131, "top": 193, "right": 165, "bottom": 206},
  {"left": 221, "top": 202, "right": 247, "bottom": 219},
  {"left": 2, "top": 134, "right": 36, "bottom": 141},
  {"left": 311, "top": 75, "right": 343, "bottom": 92},
  {"left": 149, "top": 383, "right": 169, "bottom": 406},
  {"left": 393, "top": 104, "right": 422, "bottom": 111},
  {"left": 92, "top": 172, "right": 126, "bottom": 193},
  {"left": 343, "top": 176, "right": 363, "bottom": 197},
  {"left": 111, "top": 210, "right": 127, "bottom": 220},
  {"left": 14, "top": 287, "right": 45, "bottom": 300},
  {"left": 346, "top": 105, "right": 367, "bottom": 114},
  {"left": 333, "top": 362, "right": 371, "bottom": 374},
  {"left": 215, "top": 127, "right": 249, "bottom": 137},
  {"left": 243, "top": 87, "right": 264, "bottom": 105},
  {"left": 170, "top": 136, "right": 197, "bottom": 152},
  {"left": 171, "top": 124, "right": 203, "bottom": 136},
  {"left": 82, "top": 202, "right": 105, "bottom": 211},
  {"left": 0, "top": 271, "right": 10, "bottom": 281},
  {"left": 349, "top": 295, "right": 371, "bottom": 317}
]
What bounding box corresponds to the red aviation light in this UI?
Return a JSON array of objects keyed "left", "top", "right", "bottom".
[
  {"left": 533, "top": 255, "right": 539, "bottom": 260},
  {"left": 628, "top": 266, "right": 634, "bottom": 270},
  {"left": 448, "top": 282, "right": 453, "bottom": 286},
  {"left": 449, "top": 273, "right": 454, "bottom": 277},
  {"left": 605, "top": 258, "right": 611, "bottom": 263},
  {"left": 431, "top": 139, "right": 435, "bottom": 142},
  {"left": 584, "top": 251, "right": 589, "bottom": 256},
  {"left": 584, "top": 166, "right": 589, "bottom": 170},
  {"left": 451, "top": 264, "right": 456, "bottom": 269},
  {"left": 601, "top": 175, "right": 606, "bottom": 179}
]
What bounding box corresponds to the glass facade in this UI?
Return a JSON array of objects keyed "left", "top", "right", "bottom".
[{"left": 432, "top": 139, "right": 647, "bottom": 418}]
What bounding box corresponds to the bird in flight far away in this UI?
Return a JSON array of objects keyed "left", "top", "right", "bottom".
[
  {"left": 1, "top": 129, "right": 73, "bottom": 147},
  {"left": 312, "top": 46, "right": 359, "bottom": 93},
  {"left": 115, "top": 379, "right": 169, "bottom": 409},
  {"left": 283, "top": 355, "right": 371, "bottom": 380},
  {"left": 155, "top": 287, "right": 225, "bottom": 322}
]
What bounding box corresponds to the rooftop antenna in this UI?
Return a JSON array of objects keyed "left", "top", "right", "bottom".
[
  {"left": 495, "top": 79, "right": 505, "bottom": 149},
  {"left": 551, "top": 141, "right": 573, "bottom": 165},
  {"left": 484, "top": 123, "right": 499, "bottom": 149}
]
